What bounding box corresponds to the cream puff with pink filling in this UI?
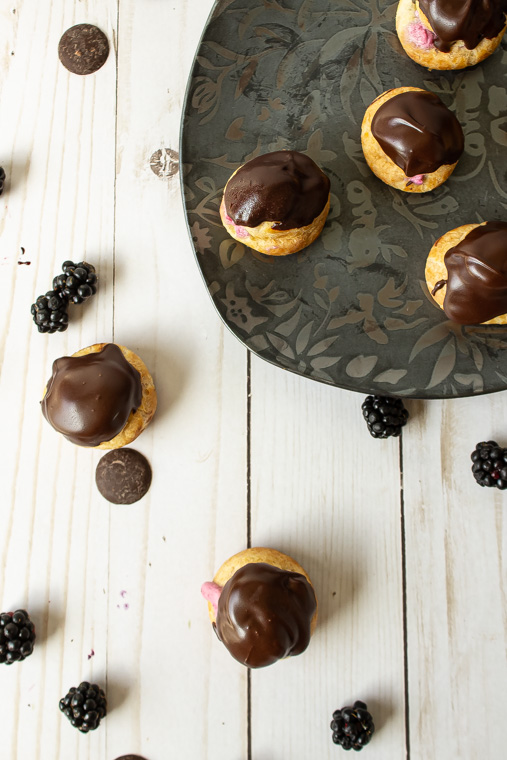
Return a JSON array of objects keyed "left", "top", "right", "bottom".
[
  {"left": 220, "top": 150, "right": 330, "bottom": 256},
  {"left": 396, "top": 0, "right": 507, "bottom": 70},
  {"left": 201, "top": 547, "right": 318, "bottom": 668},
  {"left": 361, "top": 87, "right": 464, "bottom": 193}
]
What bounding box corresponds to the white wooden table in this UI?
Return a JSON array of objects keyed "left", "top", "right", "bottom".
[{"left": 1, "top": 2, "right": 506, "bottom": 759}]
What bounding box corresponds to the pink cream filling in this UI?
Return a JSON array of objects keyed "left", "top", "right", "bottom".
[
  {"left": 406, "top": 174, "right": 425, "bottom": 185},
  {"left": 406, "top": 19, "right": 436, "bottom": 49},
  {"left": 224, "top": 213, "right": 249, "bottom": 239},
  {"left": 201, "top": 581, "right": 222, "bottom": 615}
]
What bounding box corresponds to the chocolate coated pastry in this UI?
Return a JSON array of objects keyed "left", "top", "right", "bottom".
[
  {"left": 370, "top": 90, "right": 463, "bottom": 177},
  {"left": 41, "top": 343, "right": 157, "bottom": 449},
  {"left": 202, "top": 547, "right": 318, "bottom": 667},
  {"left": 396, "top": 0, "right": 507, "bottom": 70},
  {"left": 425, "top": 222, "right": 507, "bottom": 324},
  {"left": 215, "top": 562, "right": 317, "bottom": 668},
  {"left": 361, "top": 87, "right": 463, "bottom": 192},
  {"left": 220, "top": 151, "right": 331, "bottom": 255},
  {"left": 418, "top": 0, "right": 507, "bottom": 52},
  {"left": 224, "top": 150, "right": 330, "bottom": 231}
]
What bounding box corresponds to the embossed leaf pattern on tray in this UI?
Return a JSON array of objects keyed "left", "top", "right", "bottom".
[{"left": 181, "top": 0, "right": 507, "bottom": 398}]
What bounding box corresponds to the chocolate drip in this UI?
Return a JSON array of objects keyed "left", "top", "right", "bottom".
[
  {"left": 223, "top": 150, "right": 330, "bottom": 231},
  {"left": 371, "top": 90, "right": 464, "bottom": 177},
  {"left": 442, "top": 221, "right": 507, "bottom": 324},
  {"left": 431, "top": 278, "right": 447, "bottom": 296},
  {"left": 418, "top": 0, "right": 507, "bottom": 52},
  {"left": 215, "top": 562, "right": 316, "bottom": 668},
  {"left": 41, "top": 343, "right": 142, "bottom": 446}
]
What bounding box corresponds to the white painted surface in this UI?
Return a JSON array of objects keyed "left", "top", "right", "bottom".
[{"left": 0, "top": 2, "right": 505, "bottom": 759}]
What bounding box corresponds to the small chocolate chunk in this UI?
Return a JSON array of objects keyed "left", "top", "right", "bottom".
[
  {"left": 95, "top": 449, "right": 152, "bottom": 505},
  {"left": 58, "top": 24, "right": 109, "bottom": 75}
]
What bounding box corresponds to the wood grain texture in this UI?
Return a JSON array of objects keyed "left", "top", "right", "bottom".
[
  {"left": 249, "top": 358, "right": 407, "bottom": 759},
  {"left": 1, "top": 1, "right": 248, "bottom": 758},
  {"left": 403, "top": 395, "right": 507, "bottom": 759},
  {"left": 1, "top": 0, "right": 507, "bottom": 759}
]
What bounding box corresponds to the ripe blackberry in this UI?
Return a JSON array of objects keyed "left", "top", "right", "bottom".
[
  {"left": 53, "top": 260, "right": 97, "bottom": 304},
  {"left": 330, "top": 700, "right": 374, "bottom": 751},
  {"left": 0, "top": 609, "right": 36, "bottom": 664},
  {"left": 30, "top": 290, "right": 69, "bottom": 333},
  {"left": 471, "top": 441, "right": 507, "bottom": 490},
  {"left": 0, "top": 167, "right": 5, "bottom": 196},
  {"left": 59, "top": 681, "right": 107, "bottom": 732},
  {"left": 362, "top": 395, "right": 409, "bottom": 439}
]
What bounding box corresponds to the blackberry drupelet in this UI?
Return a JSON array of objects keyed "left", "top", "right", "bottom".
[
  {"left": 0, "top": 609, "right": 36, "bottom": 664},
  {"left": 0, "top": 167, "right": 5, "bottom": 196},
  {"left": 53, "top": 260, "right": 97, "bottom": 304},
  {"left": 30, "top": 290, "right": 69, "bottom": 333},
  {"left": 59, "top": 681, "right": 107, "bottom": 732},
  {"left": 330, "top": 700, "right": 375, "bottom": 751},
  {"left": 362, "top": 395, "right": 409, "bottom": 439},
  {"left": 471, "top": 441, "right": 507, "bottom": 490}
]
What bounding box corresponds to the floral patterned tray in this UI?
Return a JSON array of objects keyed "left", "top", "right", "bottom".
[{"left": 180, "top": 0, "right": 507, "bottom": 398}]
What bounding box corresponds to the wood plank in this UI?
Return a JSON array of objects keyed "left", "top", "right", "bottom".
[
  {"left": 110, "top": 1, "right": 248, "bottom": 758},
  {"left": 403, "top": 394, "right": 507, "bottom": 759},
  {"left": 249, "top": 357, "right": 407, "bottom": 759},
  {"left": 0, "top": 2, "right": 118, "bottom": 759}
]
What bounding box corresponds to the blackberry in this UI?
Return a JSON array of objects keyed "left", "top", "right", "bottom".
[
  {"left": 59, "top": 681, "right": 107, "bottom": 732},
  {"left": 0, "top": 609, "right": 36, "bottom": 664},
  {"left": 362, "top": 395, "right": 409, "bottom": 439},
  {"left": 0, "top": 167, "right": 5, "bottom": 196},
  {"left": 330, "top": 700, "right": 374, "bottom": 751},
  {"left": 53, "top": 260, "right": 97, "bottom": 305},
  {"left": 30, "top": 290, "right": 69, "bottom": 333},
  {"left": 471, "top": 441, "right": 507, "bottom": 490}
]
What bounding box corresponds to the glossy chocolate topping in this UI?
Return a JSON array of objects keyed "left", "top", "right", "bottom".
[
  {"left": 418, "top": 0, "right": 507, "bottom": 52},
  {"left": 41, "top": 343, "right": 142, "bottom": 446},
  {"left": 223, "top": 150, "right": 330, "bottom": 231},
  {"left": 441, "top": 222, "right": 507, "bottom": 324},
  {"left": 215, "top": 562, "right": 317, "bottom": 668},
  {"left": 371, "top": 90, "right": 464, "bottom": 177}
]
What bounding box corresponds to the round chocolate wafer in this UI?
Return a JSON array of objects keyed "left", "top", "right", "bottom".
[
  {"left": 58, "top": 24, "right": 109, "bottom": 75},
  {"left": 95, "top": 449, "right": 152, "bottom": 505}
]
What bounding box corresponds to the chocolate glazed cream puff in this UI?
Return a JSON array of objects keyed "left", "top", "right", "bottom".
[
  {"left": 201, "top": 547, "right": 318, "bottom": 668},
  {"left": 41, "top": 343, "right": 157, "bottom": 449},
  {"left": 425, "top": 221, "right": 507, "bottom": 324},
  {"left": 361, "top": 87, "right": 464, "bottom": 193},
  {"left": 220, "top": 150, "right": 331, "bottom": 255},
  {"left": 396, "top": 0, "right": 507, "bottom": 70}
]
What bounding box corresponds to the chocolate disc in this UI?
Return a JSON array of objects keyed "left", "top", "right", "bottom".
[
  {"left": 95, "top": 449, "right": 152, "bottom": 505},
  {"left": 113, "top": 756, "right": 149, "bottom": 760},
  {"left": 58, "top": 24, "right": 109, "bottom": 75}
]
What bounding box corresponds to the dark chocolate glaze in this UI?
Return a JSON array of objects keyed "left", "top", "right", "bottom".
[
  {"left": 371, "top": 90, "right": 464, "bottom": 177},
  {"left": 215, "top": 562, "right": 317, "bottom": 668},
  {"left": 223, "top": 150, "right": 330, "bottom": 231},
  {"left": 441, "top": 221, "right": 507, "bottom": 324},
  {"left": 418, "top": 0, "right": 507, "bottom": 52},
  {"left": 41, "top": 343, "right": 142, "bottom": 446}
]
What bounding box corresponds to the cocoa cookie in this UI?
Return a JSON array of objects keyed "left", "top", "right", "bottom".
[
  {"left": 58, "top": 24, "right": 109, "bottom": 75},
  {"left": 95, "top": 449, "right": 152, "bottom": 505},
  {"left": 114, "top": 756, "right": 149, "bottom": 760}
]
